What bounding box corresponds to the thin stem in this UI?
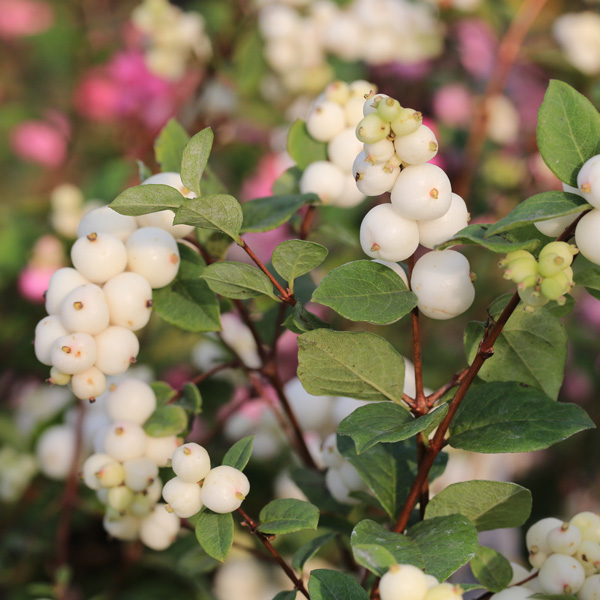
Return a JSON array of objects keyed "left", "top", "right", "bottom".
[
  {"left": 393, "top": 291, "right": 521, "bottom": 533},
  {"left": 426, "top": 368, "right": 469, "bottom": 408},
  {"left": 237, "top": 507, "right": 310, "bottom": 599},
  {"left": 299, "top": 205, "right": 317, "bottom": 240},
  {"left": 238, "top": 238, "right": 296, "bottom": 305},
  {"left": 455, "top": 0, "right": 548, "bottom": 200},
  {"left": 416, "top": 433, "right": 429, "bottom": 519},
  {"left": 168, "top": 361, "right": 240, "bottom": 404}
]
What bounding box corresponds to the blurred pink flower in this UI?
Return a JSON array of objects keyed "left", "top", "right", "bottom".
[
  {"left": 10, "top": 120, "right": 68, "bottom": 167},
  {"left": 74, "top": 75, "right": 121, "bottom": 122},
  {"left": 433, "top": 83, "right": 473, "bottom": 127},
  {"left": 455, "top": 19, "right": 497, "bottom": 79},
  {"left": 576, "top": 293, "right": 600, "bottom": 329},
  {"left": 18, "top": 266, "right": 56, "bottom": 303},
  {"left": 0, "top": 0, "right": 53, "bottom": 39}
]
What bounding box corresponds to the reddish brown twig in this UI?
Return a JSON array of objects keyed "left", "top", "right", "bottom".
[
  {"left": 237, "top": 507, "right": 310, "bottom": 599},
  {"left": 168, "top": 361, "right": 241, "bottom": 404},
  {"left": 455, "top": 0, "right": 548, "bottom": 200},
  {"left": 426, "top": 368, "right": 470, "bottom": 408},
  {"left": 299, "top": 205, "right": 317, "bottom": 240}
]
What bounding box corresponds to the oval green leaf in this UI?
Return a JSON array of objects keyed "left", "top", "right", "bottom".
[
  {"left": 110, "top": 183, "right": 185, "bottom": 216},
  {"left": 241, "top": 194, "right": 318, "bottom": 233},
  {"left": 174, "top": 194, "right": 243, "bottom": 242},
  {"left": 272, "top": 240, "right": 328, "bottom": 285},
  {"left": 201, "top": 261, "right": 277, "bottom": 300},
  {"left": 257, "top": 498, "right": 319, "bottom": 535},
  {"left": 222, "top": 436, "right": 254, "bottom": 471},
  {"left": 437, "top": 224, "right": 540, "bottom": 253},
  {"left": 195, "top": 510, "right": 234, "bottom": 562},
  {"left": 154, "top": 118, "right": 190, "bottom": 173},
  {"left": 181, "top": 127, "right": 214, "bottom": 195},
  {"left": 308, "top": 569, "right": 369, "bottom": 600},
  {"left": 471, "top": 546, "right": 513, "bottom": 592}
]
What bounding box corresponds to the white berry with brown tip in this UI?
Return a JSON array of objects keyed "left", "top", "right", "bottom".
[
  {"left": 71, "top": 366, "right": 106, "bottom": 401},
  {"left": 103, "top": 421, "right": 147, "bottom": 462},
  {"left": 94, "top": 326, "right": 139, "bottom": 376},
  {"left": 71, "top": 232, "right": 128, "bottom": 284},
  {"left": 103, "top": 272, "right": 153, "bottom": 331},
  {"left": 50, "top": 332, "right": 97, "bottom": 374},
  {"left": 106, "top": 378, "right": 157, "bottom": 425},
  {"left": 379, "top": 563, "right": 428, "bottom": 600},
  {"left": 139, "top": 503, "right": 180, "bottom": 550},
  {"left": 78, "top": 205, "right": 138, "bottom": 241},
  {"left": 171, "top": 443, "right": 211, "bottom": 483},
  {"left": 200, "top": 465, "right": 250, "bottom": 513},
  {"left": 45, "top": 267, "right": 90, "bottom": 315},
  {"left": 538, "top": 553, "right": 585, "bottom": 594},
  {"left": 162, "top": 476, "right": 203, "bottom": 518},
  {"left": 60, "top": 283, "right": 110, "bottom": 335},
  {"left": 35, "top": 315, "right": 69, "bottom": 366}
]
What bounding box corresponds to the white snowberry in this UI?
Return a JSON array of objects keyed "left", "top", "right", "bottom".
[
  {"left": 50, "top": 332, "right": 97, "bottom": 375},
  {"left": 60, "top": 283, "right": 110, "bottom": 335},
  {"left": 34, "top": 315, "right": 69, "bottom": 366},
  {"left": 489, "top": 587, "right": 532, "bottom": 600},
  {"left": 306, "top": 100, "right": 347, "bottom": 142},
  {"left": 324, "top": 467, "right": 358, "bottom": 505},
  {"left": 103, "top": 421, "right": 147, "bottom": 461},
  {"left": 171, "top": 443, "right": 211, "bottom": 483},
  {"left": 572, "top": 511, "right": 600, "bottom": 543},
  {"left": 328, "top": 127, "right": 364, "bottom": 171},
  {"left": 575, "top": 209, "right": 600, "bottom": 266},
  {"left": 577, "top": 154, "right": 600, "bottom": 208},
  {"left": 105, "top": 378, "right": 157, "bottom": 425},
  {"left": 77, "top": 206, "right": 138, "bottom": 241},
  {"left": 379, "top": 564, "right": 428, "bottom": 600},
  {"left": 547, "top": 522, "right": 582, "bottom": 555},
  {"left": 145, "top": 434, "right": 182, "bottom": 467},
  {"left": 103, "top": 513, "right": 140, "bottom": 541},
  {"left": 359, "top": 204, "right": 419, "bottom": 262},
  {"left": 390, "top": 163, "right": 452, "bottom": 221},
  {"left": 36, "top": 424, "right": 77, "bottom": 480},
  {"left": 410, "top": 250, "right": 475, "bottom": 320},
  {"left": 82, "top": 453, "right": 119, "bottom": 490},
  {"left": 322, "top": 433, "right": 344, "bottom": 469},
  {"left": 94, "top": 326, "right": 139, "bottom": 376},
  {"left": 45, "top": 267, "right": 90, "bottom": 315},
  {"left": 299, "top": 160, "right": 346, "bottom": 205},
  {"left": 102, "top": 272, "right": 153, "bottom": 331},
  {"left": 70, "top": 366, "right": 107, "bottom": 401},
  {"left": 417, "top": 193, "right": 469, "bottom": 249},
  {"left": 394, "top": 124, "right": 438, "bottom": 165},
  {"left": 200, "top": 465, "right": 250, "bottom": 513},
  {"left": 125, "top": 227, "right": 180, "bottom": 289},
  {"left": 336, "top": 172, "right": 367, "bottom": 208},
  {"left": 537, "top": 553, "right": 585, "bottom": 594},
  {"left": 71, "top": 232, "right": 128, "bottom": 284},
  {"left": 123, "top": 457, "right": 159, "bottom": 492},
  {"left": 579, "top": 574, "right": 600, "bottom": 600},
  {"left": 353, "top": 151, "right": 401, "bottom": 197},
  {"left": 139, "top": 503, "right": 180, "bottom": 550},
  {"left": 575, "top": 540, "right": 600, "bottom": 575},
  {"left": 283, "top": 377, "right": 333, "bottom": 431},
  {"left": 162, "top": 476, "right": 203, "bottom": 518}
]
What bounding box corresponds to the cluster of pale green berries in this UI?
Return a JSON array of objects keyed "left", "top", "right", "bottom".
[
  {"left": 299, "top": 79, "right": 377, "bottom": 208},
  {"left": 354, "top": 92, "right": 474, "bottom": 320},
  {"left": 80, "top": 378, "right": 182, "bottom": 550},
  {"left": 379, "top": 563, "right": 462, "bottom": 600},
  {"left": 499, "top": 241, "right": 577, "bottom": 311},
  {"left": 522, "top": 512, "right": 600, "bottom": 599},
  {"left": 163, "top": 442, "right": 250, "bottom": 517},
  {"left": 34, "top": 172, "right": 191, "bottom": 401}
]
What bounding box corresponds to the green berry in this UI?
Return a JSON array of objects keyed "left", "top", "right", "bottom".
[
  {"left": 377, "top": 97, "right": 402, "bottom": 123},
  {"left": 356, "top": 114, "right": 391, "bottom": 144},
  {"left": 391, "top": 108, "right": 422, "bottom": 137}
]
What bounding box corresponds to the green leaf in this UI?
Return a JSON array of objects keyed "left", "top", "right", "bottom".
[
  {"left": 308, "top": 569, "right": 369, "bottom": 600},
  {"left": 241, "top": 194, "right": 318, "bottom": 233},
  {"left": 137, "top": 160, "right": 152, "bottom": 182},
  {"left": 437, "top": 224, "right": 540, "bottom": 253},
  {"left": 152, "top": 244, "right": 221, "bottom": 333},
  {"left": 312, "top": 261, "right": 417, "bottom": 325},
  {"left": 464, "top": 306, "right": 567, "bottom": 399},
  {"left": 425, "top": 481, "right": 532, "bottom": 531},
  {"left": 143, "top": 405, "right": 188, "bottom": 437},
  {"left": 181, "top": 127, "right": 214, "bottom": 196},
  {"left": 448, "top": 381, "right": 595, "bottom": 453},
  {"left": 201, "top": 261, "right": 277, "bottom": 300},
  {"left": 530, "top": 595, "right": 578, "bottom": 600},
  {"left": 471, "top": 546, "right": 513, "bottom": 593},
  {"left": 284, "top": 302, "right": 332, "bottom": 334},
  {"left": 537, "top": 80, "right": 600, "bottom": 187},
  {"left": 272, "top": 240, "right": 328, "bottom": 285},
  {"left": 351, "top": 520, "right": 423, "bottom": 576},
  {"left": 297, "top": 330, "right": 406, "bottom": 403},
  {"left": 195, "top": 510, "right": 233, "bottom": 562},
  {"left": 407, "top": 515, "right": 479, "bottom": 581},
  {"left": 287, "top": 119, "right": 329, "bottom": 169},
  {"left": 178, "top": 383, "right": 202, "bottom": 415},
  {"left": 272, "top": 592, "right": 298, "bottom": 600},
  {"left": 150, "top": 381, "right": 176, "bottom": 406},
  {"left": 292, "top": 533, "right": 337, "bottom": 572},
  {"left": 484, "top": 191, "right": 590, "bottom": 237},
  {"left": 258, "top": 499, "right": 320, "bottom": 535},
  {"left": 174, "top": 194, "right": 243, "bottom": 242},
  {"left": 337, "top": 437, "right": 446, "bottom": 521},
  {"left": 154, "top": 118, "right": 190, "bottom": 173},
  {"left": 222, "top": 436, "right": 254, "bottom": 471},
  {"left": 574, "top": 267, "right": 600, "bottom": 301},
  {"left": 110, "top": 183, "right": 184, "bottom": 217},
  {"left": 196, "top": 228, "right": 233, "bottom": 260},
  {"left": 338, "top": 404, "right": 448, "bottom": 454}
]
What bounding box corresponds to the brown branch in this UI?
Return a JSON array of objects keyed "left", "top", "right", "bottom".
[
  {"left": 393, "top": 291, "right": 521, "bottom": 533},
  {"left": 455, "top": 0, "right": 548, "bottom": 200},
  {"left": 299, "top": 205, "right": 317, "bottom": 240},
  {"left": 237, "top": 507, "right": 310, "bottom": 599},
  {"left": 270, "top": 301, "right": 289, "bottom": 360},
  {"left": 238, "top": 238, "right": 296, "bottom": 305},
  {"left": 426, "top": 368, "right": 470, "bottom": 408},
  {"left": 168, "top": 361, "right": 241, "bottom": 404}
]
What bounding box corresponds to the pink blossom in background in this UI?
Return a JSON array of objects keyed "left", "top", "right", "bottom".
[
  {"left": 372, "top": 60, "right": 432, "bottom": 82},
  {"left": 0, "top": 0, "right": 53, "bottom": 39},
  {"left": 455, "top": 19, "right": 497, "bottom": 79},
  {"left": 18, "top": 266, "right": 56, "bottom": 303},
  {"left": 576, "top": 293, "right": 600, "bottom": 329},
  {"left": 508, "top": 65, "right": 548, "bottom": 129},
  {"left": 10, "top": 120, "right": 68, "bottom": 168},
  {"left": 433, "top": 83, "right": 473, "bottom": 127},
  {"left": 74, "top": 74, "right": 121, "bottom": 122}
]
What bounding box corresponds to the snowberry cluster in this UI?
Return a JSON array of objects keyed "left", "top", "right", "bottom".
[
  {"left": 523, "top": 512, "right": 600, "bottom": 599},
  {"left": 81, "top": 377, "right": 183, "bottom": 550},
  {"left": 299, "top": 79, "right": 376, "bottom": 208},
  {"left": 257, "top": 0, "right": 443, "bottom": 94},
  {"left": 355, "top": 92, "right": 474, "bottom": 319},
  {"left": 131, "top": 0, "right": 212, "bottom": 80},
  {"left": 499, "top": 242, "right": 577, "bottom": 311},
  {"left": 34, "top": 175, "right": 187, "bottom": 401},
  {"left": 379, "top": 563, "right": 460, "bottom": 600},
  {"left": 163, "top": 442, "right": 250, "bottom": 516}
]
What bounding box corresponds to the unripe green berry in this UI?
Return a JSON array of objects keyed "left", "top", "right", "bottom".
[
  {"left": 519, "top": 286, "right": 550, "bottom": 311},
  {"left": 540, "top": 270, "right": 572, "bottom": 301},
  {"left": 499, "top": 250, "right": 535, "bottom": 269},
  {"left": 503, "top": 256, "right": 538, "bottom": 284},
  {"left": 391, "top": 108, "right": 423, "bottom": 137},
  {"left": 107, "top": 485, "right": 135, "bottom": 512},
  {"left": 377, "top": 97, "right": 402, "bottom": 123},
  {"left": 539, "top": 241, "right": 578, "bottom": 263},
  {"left": 356, "top": 114, "right": 391, "bottom": 144}
]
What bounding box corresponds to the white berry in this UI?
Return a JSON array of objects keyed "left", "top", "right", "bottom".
[
  {"left": 162, "top": 476, "right": 203, "bottom": 518},
  {"left": 538, "top": 553, "right": 585, "bottom": 594},
  {"left": 77, "top": 205, "right": 138, "bottom": 241},
  {"left": 106, "top": 378, "right": 157, "bottom": 425},
  {"left": 299, "top": 160, "right": 345, "bottom": 205},
  {"left": 103, "top": 420, "right": 147, "bottom": 461},
  {"left": 71, "top": 232, "right": 128, "bottom": 284},
  {"left": 45, "top": 267, "right": 90, "bottom": 315},
  {"left": 71, "top": 366, "right": 107, "bottom": 401},
  {"left": 379, "top": 563, "right": 428, "bottom": 600},
  {"left": 34, "top": 315, "right": 68, "bottom": 366},
  {"left": 394, "top": 124, "right": 438, "bottom": 165},
  {"left": 94, "top": 326, "right": 139, "bottom": 376},
  {"left": 418, "top": 193, "right": 469, "bottom": 249},
  {"left": 200, "top": 465, "right": 250, "bottom": 513},
  {"left": 171, "top": 443, "right": 211, "bottom": 483},
  {"left": 60, "top": 283, "right": 110, "bottom": 335},
  {"left": 50, "top": 332, "right": 97, "bottom": 374}
]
